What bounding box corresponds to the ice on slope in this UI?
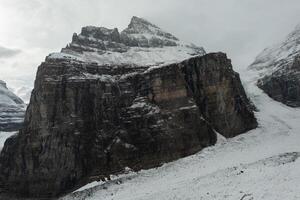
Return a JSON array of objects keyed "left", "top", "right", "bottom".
[{"left": 61, "top": 66, "right": 300, "bottom": 200}]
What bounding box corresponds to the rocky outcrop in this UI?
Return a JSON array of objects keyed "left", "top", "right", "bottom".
[
  {"left": 0, "top": 80, "right": 26, "bottom": 131},
  {"left": 249, "top": 24, "right": 300, "bottom": 107},
  {"left": 0, "top": 17, "right": 257, "bottom": 198}
]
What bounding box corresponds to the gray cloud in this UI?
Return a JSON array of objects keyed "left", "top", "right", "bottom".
[{"left": 0, "top": 46, "right": 21, "bottom": 58}]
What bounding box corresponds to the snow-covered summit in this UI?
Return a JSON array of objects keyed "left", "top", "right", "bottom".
[
  {"left": 249, "top": 23, "right": 300, "bottom": 76},
  {"left": 48, "top": 16, "right": 205, "bottom": 66},
  {"left": 123, "top": 16, "right": 179, "bottom": 41}
]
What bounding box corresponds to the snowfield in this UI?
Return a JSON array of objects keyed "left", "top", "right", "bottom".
[{"left": 59, "top": 67, "right": 300, "bottom": 200}]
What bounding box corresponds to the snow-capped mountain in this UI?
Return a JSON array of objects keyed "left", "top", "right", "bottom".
[
  {"left": 0, "top": 16, "right": 257, "bottom": 198},
  {"left": 48, "top": 16, "right": 205, "bottom": 66},
  {"left": 0, "top": 80, "right": 25, "bottom": 131},
  {"left": 249, "top": 24, "right": 300, "bottom": 107}
]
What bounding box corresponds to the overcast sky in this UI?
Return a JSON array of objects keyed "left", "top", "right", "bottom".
[{"left": 0, "top": 0, "right": 300, "bottom": 90}]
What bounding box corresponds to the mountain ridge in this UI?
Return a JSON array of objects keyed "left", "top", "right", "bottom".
[
  {"left": 249, "top": 23, "right": 300, "bottom": 107},
  {"left": 49, "top": 16, "right": 205, "bottom": 67}
]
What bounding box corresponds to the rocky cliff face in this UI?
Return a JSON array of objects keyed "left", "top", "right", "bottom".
[
  {"left": 0, "top": 17, "right": 257, "bottom": 198},
  {"left": 0, "top": 80, "right": 25, "bottom": 131},
  {"left": 249, "top": 24, "right": 300, "bottom": 107}
]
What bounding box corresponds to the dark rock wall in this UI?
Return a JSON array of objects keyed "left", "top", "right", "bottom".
[
  {"left": 181, "top": 54, "right": 257, "bottom": 137},
  {"left": 258, "top": 74, "right": 300, "bottom": 108},
  {"left": 0, "top": 53, "right": 257, "bottom": 197}
]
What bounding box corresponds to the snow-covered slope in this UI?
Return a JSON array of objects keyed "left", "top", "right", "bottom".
[
  {"left": 0, "top": 80, "right": 25, "bottom": 131},
  {"left": 249, "top": 24, "right": 300, "bottom": 76},
  {"left": 60, "top": 66, "right": 300, "bottom": 200},
  {"left": 48, "top": 16, "right": 205, "bottom": 67},
  {"left": 249, "top": 24, "right": 300, "bottom": 107}
]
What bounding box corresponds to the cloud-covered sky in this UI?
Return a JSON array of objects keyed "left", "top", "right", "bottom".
[
  {"left": 0, "top": 0, "right": 300, "bottom": 90},
  {"left": 0, "top": 46, "right": 20, "bottom": 58}
]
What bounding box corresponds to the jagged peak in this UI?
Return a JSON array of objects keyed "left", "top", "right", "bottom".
[
  {"left": 76, "top": 16, "right": 177, "bottom": 40},
  {"left": 131, "top": 16, "right": 157, "bottom": 27},
  {"left": 127, "top": 16, "right": 160, "bottom": 32},
  {"left": 54, "top": 16, "right": 205, "bottom": 65},
  {"left": 76, "top": 26, "right": 120, "bottom": 41},
  {"left": 122, "top": 16, "right": 179, "bottom": 41}
]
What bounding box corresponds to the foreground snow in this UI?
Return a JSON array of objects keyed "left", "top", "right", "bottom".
[{"left": 61, "top": 68, "right": 300, "bottom": 200}]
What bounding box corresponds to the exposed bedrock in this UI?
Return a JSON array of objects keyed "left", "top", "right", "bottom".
[{"left": 0, "top": 53, "right": 257, "bottom": 197}]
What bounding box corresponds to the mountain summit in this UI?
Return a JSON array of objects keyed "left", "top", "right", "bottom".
[
  {"left": 123, "top": 16, "right": 179, "bottom": 41},
  {"left": 49, "top": 16, "right": 205, "bottom": 66}
]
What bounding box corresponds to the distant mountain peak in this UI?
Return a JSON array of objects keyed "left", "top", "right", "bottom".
[
  {"left": 50, "top": 16, "right": 205, "bottom": 66},
  {"left": 129, "top": 16, "right": 159, "bottom": 30},
  {"left": 123, "top": 16, "right": 179, "bottom": 41}
]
